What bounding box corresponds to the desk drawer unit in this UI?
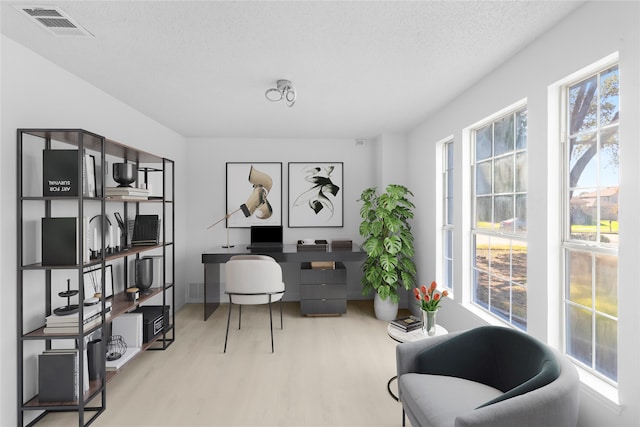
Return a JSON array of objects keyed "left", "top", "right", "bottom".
[{"left": 300, "top": 262, "right": 347, "bottom": 315}]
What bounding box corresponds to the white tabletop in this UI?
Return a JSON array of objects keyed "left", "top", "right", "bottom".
[{"left": 387, "top": 323, "right": 448, "bottom": 343}]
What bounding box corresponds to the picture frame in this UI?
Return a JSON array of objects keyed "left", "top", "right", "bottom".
[
  {"left": 84, "top": 153, "right": 97, "bottom": 197},
  {"left": 226, "top": 162, "right": 282, "bottom": 228},
  {"left": 288, "top": 162, "right": 344, "bottom": 228},
  {"left": 83, "top": 264, "right": 114, "bottom": 300}
]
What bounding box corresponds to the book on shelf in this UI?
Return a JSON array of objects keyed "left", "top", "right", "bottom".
[
  {"left": 105, "top": 194, "right": 149, "bottom": 201},
  {"left": 112, "top": 313, "right": 143, "bottom": 349},
  {"left": 42, "top": 217, "right": 76, "bottom": 265},
  {"left": 105, "top": 186, "right": 150, "bottom": 196},
  {"left": 390, "top": 315, "right": 423, "bottom": 332},
  {"left": 38, "top": 350, "right": 79, "bottom": 402},
  {"left": 43, "top": 315, "right": 110, "bottom": 334},
  {"left": 132, "top": 214, "right": 160, "bottom": 245},
  {"left": 105, "top": 186, "right": 149, "bottom": 200},
  {"left": 42, "top": 149, "right": 79, "bottom": 197},
  {"left": 45, "top": 307, "right": 112, "bottom": 327}
]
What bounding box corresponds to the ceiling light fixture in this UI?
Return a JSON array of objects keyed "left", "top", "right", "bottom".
[{"left": 265, "top": 79, "right": 296, "bottom": 107}]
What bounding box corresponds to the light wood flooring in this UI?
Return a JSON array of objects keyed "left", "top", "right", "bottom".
[{"left": 33, "top": 301, "right": 409, "bottom": 426}]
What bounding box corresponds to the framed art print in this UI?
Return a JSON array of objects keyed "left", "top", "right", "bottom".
[
  {"left": 83, "top": 264, "right": 114, "bottom": 300},
  {"left": 226, "top": 162, "right": 282, "bottom": 228},
  {"left": 84, "top": 153, "right": 97, "bottom": 197},
  {"left": 288, "top": 162, "right": 343, "bottom": 227}
]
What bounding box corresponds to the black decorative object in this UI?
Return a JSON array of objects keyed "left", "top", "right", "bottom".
[
  {"left": 133, "top": 305, "right": 170, "bottom": 343},
  {"left": 106, "top": 335, "right": 127, "bottom": 361},
  {"left": 53, "top": 279, "right": 79, "bottom": 316},
  {"left": 87, "top": 338, "right": 103, "bottom": 380},
  {"left": 42, "top": 217, "right": 77, "bottom": 265},
  {"left": 135, "top": 257, "right": 154, "bottom": 294},
  {"left": 288, "top": 162, "right": 344, "bottom": 228},
  {"left": 112, "top": 163, "right": 136, "bottom": 187},
  {"left": 38, "top": 350, "right": 79, "bottom": 402},
  {"left": 83, "top": 264, "right": 114, "bottom": 300}
]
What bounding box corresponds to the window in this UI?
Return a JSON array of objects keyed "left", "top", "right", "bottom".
[
  {"left": 563, "top": 65, "right": 619, "bottom": 383},
  {"left": 442, "top": 140, "right": 454, "bottom": 290},
  {"left": 471, "top": 107, "right": 528, "bottom": 330}
]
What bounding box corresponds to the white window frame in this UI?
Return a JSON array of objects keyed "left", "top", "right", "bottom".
[
  {"left": 442, "top": 139, "right": 454, "bottom": 291},
  {"left": 561, "top": 61, "right": 619, "bottom": 386},
  {"left": 470, "top": 101, "right": 528, "bottom": 330}
]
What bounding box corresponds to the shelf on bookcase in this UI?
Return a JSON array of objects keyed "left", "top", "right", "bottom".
[{"left": 21, "top": 243, "right": 172, "bottom": 270}]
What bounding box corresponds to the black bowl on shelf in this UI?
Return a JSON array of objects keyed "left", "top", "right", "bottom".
[{"left": 113, "top": 163, "right": 136, "bottom": 187}]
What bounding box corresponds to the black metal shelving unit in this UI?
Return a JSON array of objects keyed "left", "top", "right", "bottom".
[{"left": 17, "top": 129, "right": 175, "bottom": 426}]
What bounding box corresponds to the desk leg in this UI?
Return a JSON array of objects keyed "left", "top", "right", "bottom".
[{"left": 204, "top": 263, "right": 221, "bottom": 321}]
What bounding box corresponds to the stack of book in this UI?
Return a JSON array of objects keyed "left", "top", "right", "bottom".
[
  {"left": 390, "top": 315, "right": 423, "bottom": 332},
  {"left": 44, "top": 302, "right": 112, "bottom": 334},
  {"left": 105, "top": 186, "right": 149, "bottom": 201}
]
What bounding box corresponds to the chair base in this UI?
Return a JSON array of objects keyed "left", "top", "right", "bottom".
[{"left": 223, "top": 299, "right": 283, "bottom": 353}]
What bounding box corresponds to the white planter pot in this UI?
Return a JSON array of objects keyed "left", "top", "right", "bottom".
[{"left": 374, "top": 292, "right": 398, "bottom": 321}]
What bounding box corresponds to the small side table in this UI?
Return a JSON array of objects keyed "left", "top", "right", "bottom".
[{"left": 387, "top": 322, "right": 449, "bottom": 400}]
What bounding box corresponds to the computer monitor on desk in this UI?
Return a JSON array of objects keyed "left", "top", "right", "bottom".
[{"left": 247, "top": 225, "right": 283, "bottom": 251}]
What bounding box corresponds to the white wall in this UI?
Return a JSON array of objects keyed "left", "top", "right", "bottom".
[
  {"left": 185, "top": 137, "right": 377, "bottom": 301},
  {"left": 407, "top": 2, "right": 639, "bottom": 426},
  {"left": 0, "top": 35, "right": 188, "bottom": 426}
]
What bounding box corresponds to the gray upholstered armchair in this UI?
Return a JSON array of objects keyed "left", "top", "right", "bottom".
[{"left": 396, "top": 326, "right": 580, "bottom": 427}]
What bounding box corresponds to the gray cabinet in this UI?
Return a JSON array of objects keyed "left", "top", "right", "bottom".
[{"left": 300, "top": 262, "right": 347, "bottom": 315}]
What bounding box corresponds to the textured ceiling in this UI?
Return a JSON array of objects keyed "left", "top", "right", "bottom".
[{"left": 1, "top": 1, "right": 584, "bottom": 139}]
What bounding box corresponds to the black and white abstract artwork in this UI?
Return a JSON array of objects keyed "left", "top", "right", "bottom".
[{"left": 288, "top": 162, "right": 343, "bottom": 228}]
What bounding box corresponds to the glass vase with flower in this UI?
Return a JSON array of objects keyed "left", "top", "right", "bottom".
[{"left": 413, "top": 281, "right": 449, "bottom": 336}]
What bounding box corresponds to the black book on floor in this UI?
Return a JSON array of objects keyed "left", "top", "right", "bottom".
[
  {"left": 43, "top": 149, "right": 79, "bottom": 197},
  {"left": 38, "top": 351, "right": 78, "bottom": 402},
  {"left": 132, "top": 215, "right": 160, "bottom": 246},
  {"left": 42, "top": 217, "right": 76, "bottom": 265}
]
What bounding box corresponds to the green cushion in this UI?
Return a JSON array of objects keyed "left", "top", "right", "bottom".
[{"left": 415, "top": 326, "right": 560, "bottom": 408}]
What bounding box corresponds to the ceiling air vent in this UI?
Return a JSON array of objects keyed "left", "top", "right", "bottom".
[{"left": 15, "top": 6, "right": 94, "bottom": 37}]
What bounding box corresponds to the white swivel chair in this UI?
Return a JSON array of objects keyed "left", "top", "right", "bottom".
[{"left": 224, "top": 256, "right": 285, "bottom": 353}]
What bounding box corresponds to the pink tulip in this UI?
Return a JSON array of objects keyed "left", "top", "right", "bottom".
[
  {"left": 420, "top": 285, "right": 428, "bottom": 296},
  {"left": 430, "top": 281, "right": 437, "bottom": 292}
]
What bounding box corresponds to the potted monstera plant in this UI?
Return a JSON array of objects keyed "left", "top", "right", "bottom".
[{"left": 359, "top": 184, "right": 417, "bottom": 320}]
